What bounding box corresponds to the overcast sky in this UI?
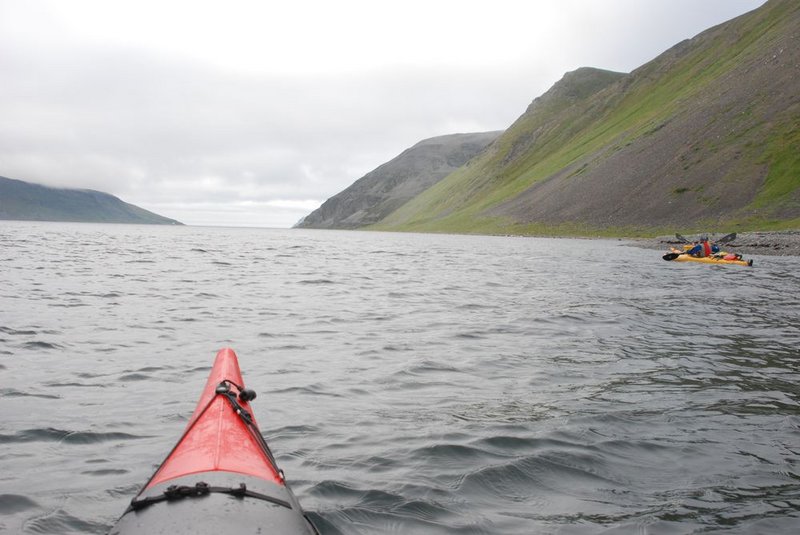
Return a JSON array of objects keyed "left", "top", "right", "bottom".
[{"left": 0, "top": 0, "right": 766, "bottom": 227}]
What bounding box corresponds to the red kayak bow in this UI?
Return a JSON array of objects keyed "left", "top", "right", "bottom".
[
  {"left": 109, "top": 348, "right": 317, "bottom": 534},
  {"left": 145, "top": 347, "right": 284, "bottom": 487}
]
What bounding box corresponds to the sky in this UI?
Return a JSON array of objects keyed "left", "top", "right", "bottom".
[{"left": 0, "top": 0, "right": 767, "bottom": 227}]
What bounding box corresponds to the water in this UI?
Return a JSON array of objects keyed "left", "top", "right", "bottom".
[{"left": 1, "top": 221, "right": 798, "bottom": 534}]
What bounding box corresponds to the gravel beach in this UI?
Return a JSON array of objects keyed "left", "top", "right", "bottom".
[{"left": 627, "top": 230, "right": 800, "bottom": 257}]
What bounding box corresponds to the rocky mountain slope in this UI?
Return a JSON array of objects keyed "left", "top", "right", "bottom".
[
  {"left": 0, "top": 176, "right": 182, "bottom": 225},
  {"left": 368, "top": 0, "right": 799, "bottom": 236},
  {"left": 296, "top": 132, "right": 501, "bottom": 229}
]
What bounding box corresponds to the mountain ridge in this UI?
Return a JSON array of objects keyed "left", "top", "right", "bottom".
[
  {"left": 296, "top": 131, "right": 501, "bottom": 229},
  {"left": 374, "top": 0, "right": 799, "bottom": 235},
  {"left": 315, "top": 0, "right": 798, "bottom": 236}
]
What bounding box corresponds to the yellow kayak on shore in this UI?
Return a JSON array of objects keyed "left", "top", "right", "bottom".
[{"left": 663, "top": 248, "right": 753, "bottom": 266}]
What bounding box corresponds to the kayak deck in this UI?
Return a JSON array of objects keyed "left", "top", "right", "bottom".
[
  {"left": 109, "top": 348, "right": 318, "bottom": 534},
  {"left": 110, "top": 472, "right": 316, "bottom": 535},
  {"left": 145, "top": 348, "right": 283, "bottom": 488}
]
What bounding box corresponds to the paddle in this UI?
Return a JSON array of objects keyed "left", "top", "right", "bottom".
[
  {"left": 662, "top": 252, "right": 683, "bottom": 261},
  {"left": 676, "top": 231, "right": 736, "bottom": 244}
]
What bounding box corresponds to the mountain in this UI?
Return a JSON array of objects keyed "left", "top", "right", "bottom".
[
  {"left": 367, "top": 0, "right": 799, "bottom": 236},
  {"left": 296, "top": 132, "right": 501, "bottom": 229},
  {"left": 0, "top": 176, "right": 182, "bottom": 225}
]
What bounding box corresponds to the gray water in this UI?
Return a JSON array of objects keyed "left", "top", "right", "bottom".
[{"left": 1, "top": 221, "right": 798, "bottom": 534}]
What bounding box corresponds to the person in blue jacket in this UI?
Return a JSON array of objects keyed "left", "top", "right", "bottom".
[{"left": 688, "top": 238, "right": 720, "bottom": 257}]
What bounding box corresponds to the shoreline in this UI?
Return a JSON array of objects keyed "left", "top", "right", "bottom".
[{"left": 625, "top": 230, "right": 800, "bottom": 257}]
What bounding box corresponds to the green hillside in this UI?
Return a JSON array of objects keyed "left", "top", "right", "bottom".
[{"left": 371, "top": 0, "right": 800, "bottom": 237}]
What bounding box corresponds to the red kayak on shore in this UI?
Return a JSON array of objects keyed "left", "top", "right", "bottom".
[{"left": 109, "top": 348, "right": 318, "bottom": 534}]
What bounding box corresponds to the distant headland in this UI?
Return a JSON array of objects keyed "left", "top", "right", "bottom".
[{"left": 0, "top": 175, "right": 182, "bottom": 225}]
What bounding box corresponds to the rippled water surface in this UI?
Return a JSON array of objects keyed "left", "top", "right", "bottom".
[{"left": 1, "top": 222, "right": 799, "bottom": 534}]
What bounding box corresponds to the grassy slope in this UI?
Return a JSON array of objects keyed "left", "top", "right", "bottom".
[
  {"left": 373, "top": 69, "right": 629, "bottom": 232},
  {"left": 372, "top": 0, "right": 799, "bottom": 237}
]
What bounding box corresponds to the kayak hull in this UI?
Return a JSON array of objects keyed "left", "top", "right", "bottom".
[
  {"left": 666, "top": 248, "right": 753, "bottom": 266},
  {"left": 109, "top": 348, "right": 317, "bottom": 534}
]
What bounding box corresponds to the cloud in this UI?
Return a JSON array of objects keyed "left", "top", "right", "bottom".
[
  {"left": 0, "top": 0, "right": 766, "bottom": 227},
  {"left": 0, "top": 45, "right": 527, "bottom": 217}
]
